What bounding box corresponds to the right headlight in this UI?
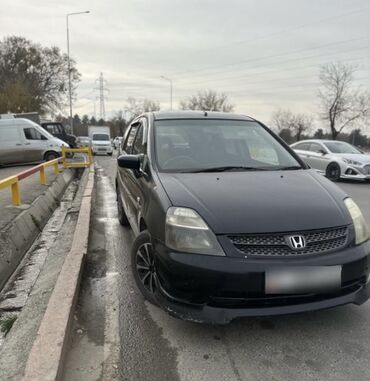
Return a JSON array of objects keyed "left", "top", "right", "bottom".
[
  {"left": 344, "top": 198, "right": 370, "bottom": 245},
  {"left": 165, "top": 207, "right": 225, "bottom": 256}
]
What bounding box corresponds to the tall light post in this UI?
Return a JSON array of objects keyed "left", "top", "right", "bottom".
[
  {"left": 160, "top": 75, "right": 173, "bottom": 111},
  {"left": 66, "top": 11, "right": 90, "bottom": 134}
]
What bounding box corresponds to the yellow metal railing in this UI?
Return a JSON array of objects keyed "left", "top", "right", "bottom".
[{"left": 0, "top": 146, "right": 93, "bottom": 206}]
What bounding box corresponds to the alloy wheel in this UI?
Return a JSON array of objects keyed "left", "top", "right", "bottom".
[{"left": 136, "top": 243, "right": 156, "bottom": 295}]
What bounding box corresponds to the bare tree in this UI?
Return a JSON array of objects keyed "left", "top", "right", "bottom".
[
  {"left": 318, "top": 63, "right": 370, "bottom": 140},
  {"left": 180, "top": 89, "right": 234, "bottom": 112},
  {"left": 271, "top": 109, "right": 312, "bottom": 141},
  {"left": 125, "top": 97, "right": 160, "bottom": 121}
]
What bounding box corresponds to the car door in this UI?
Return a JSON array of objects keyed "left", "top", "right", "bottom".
[
  {"left": 22, "top": 124, "right": 48, "bottom": 162},
  {"left": 128, "top": 119, "right": 148, "bottom": 233},
  {"left": 0, "top": 122, "right": 25, "bottom": 164},
  {"left": 307, "top": 142, "right": 330, "bottom": 173},
  {"left": 117, "top": 122, "right": 140, "bottom": 227}
]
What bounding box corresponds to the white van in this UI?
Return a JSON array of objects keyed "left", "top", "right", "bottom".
[{"left": 0, "top": 118, "right": 68, "bottom": 165}]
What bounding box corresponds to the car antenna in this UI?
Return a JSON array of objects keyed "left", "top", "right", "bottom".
[{"left": 204, "top": 111, "right": 208, "bottom": 117}]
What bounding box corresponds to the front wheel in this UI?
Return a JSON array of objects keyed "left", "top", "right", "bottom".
[
  {"left": 131, "top": 231, "right": 158, "bottom": 305},
  {"left": 326, "top": 163, "right": 341, "bottom": 181},
  {"left": 44, "top": 151, "right": 59, "bottom": 161}
]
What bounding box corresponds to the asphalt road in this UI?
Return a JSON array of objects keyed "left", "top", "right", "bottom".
[{"left": 80, "top": 154, "right": 370, "bottom": 381}]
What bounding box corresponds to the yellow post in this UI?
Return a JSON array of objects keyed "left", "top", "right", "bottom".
[
  {"left": 88, "top": 146, "right": 93, "bottom": 166},
  {"left": 11, "top": 181, "right": 21, "bottom": 206},
  {"left": 62, "top": 146, "right": 67, "bottom": 168},
  {"left": 53, "top": 162, "right": 59, "bottom": 175},
  {"left": 40, "top": 166, "right": 46, "bottom": 185}
]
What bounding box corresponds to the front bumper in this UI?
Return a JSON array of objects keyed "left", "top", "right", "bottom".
[
  {"left": 341, "top": 164, "right": 370, "bottom": 180},
  {"left": 92, "top": 145, "right": 113, "bottom": 154},
  {"left": 153, "top": 239, "right": 370, "bottom": 324}
]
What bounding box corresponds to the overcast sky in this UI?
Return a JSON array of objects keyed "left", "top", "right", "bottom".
[{"left": 1, "top": 0, "right": 369, "bottom": 130}]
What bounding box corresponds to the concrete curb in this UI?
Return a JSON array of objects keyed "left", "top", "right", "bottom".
[
  {"left": 0, "top": 169, "right": 75, "bottom": 291},
  {"left": 22, "top": 167, "right": 94, "bottom": 381}
]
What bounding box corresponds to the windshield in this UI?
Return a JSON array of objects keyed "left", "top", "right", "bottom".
[
  {"left": 93, "top": 134, "right": 110, "bottom": 141},
  {"left": 324, "top": 142, "right": 362, "bottom": 154},
  {"left": 154, "top": 119, "right": 301, "bottom": 172}
]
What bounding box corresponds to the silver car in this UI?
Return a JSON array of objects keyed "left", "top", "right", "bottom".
[{"left": 291, "top": 139, "right": 370, "bottom": 181}]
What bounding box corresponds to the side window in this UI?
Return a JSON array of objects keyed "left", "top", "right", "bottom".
[
  {"left": 309, "top": 143, "right": 325, "bottom": 153},
  {"left": 132, "top": 125, "right": 145, "bottom": 154},
  {"left": 45, "top": 124, "right": 62, "bottom": 134},
  {"left": 122, "top": 124, "right": 139, "bottom": 153},
  {"left": 24, "top": 128, "right": 47, "bottom": 140},
  {"left": 294, "top": 142, "right": 310, "bottom": 151}
]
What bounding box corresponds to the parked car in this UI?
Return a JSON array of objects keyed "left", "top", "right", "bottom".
[
  {"left": 0, "top": 117, "right": 67, "bottom": 165},
  {"left": 76, "top": 136, "right": 91, "bottom": 148},
  {"left": 113, "top": 136, "right": 123, "bottom": 150},
  {"left": 40, "top": 122, "right": 76, "bottom": 148},
  {"left": 291, "top": 139, "right": 370, "bottom": 181},
  {"left": 116, "top": 111, "right": 370, "bottom": 324}
]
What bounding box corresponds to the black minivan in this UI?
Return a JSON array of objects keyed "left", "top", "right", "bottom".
[{"left": 116, "top": 111, "right": 370, "bottom": 324}]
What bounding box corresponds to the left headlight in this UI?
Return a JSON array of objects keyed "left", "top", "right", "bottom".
[
  {"left": 343, "top": 158, "right": 362, "bottom": 166},
  {"left": 344, "top": 198, "right": 370, "bottom": 245},
  {"left": 165, "top": 207, "right": 225, "bottom": 256}
]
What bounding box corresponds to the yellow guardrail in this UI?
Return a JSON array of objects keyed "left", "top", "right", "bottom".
[{"left": 0, "top": 146, "right": 93, "bottom": 206}]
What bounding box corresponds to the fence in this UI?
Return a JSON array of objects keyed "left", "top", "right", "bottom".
[{"left": 0, "top": 146, "right": 93, "bottom": 206}]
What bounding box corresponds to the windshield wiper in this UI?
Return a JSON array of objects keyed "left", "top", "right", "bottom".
[{"left": 182, "top": 166, "right": 269, "bottom": 173}]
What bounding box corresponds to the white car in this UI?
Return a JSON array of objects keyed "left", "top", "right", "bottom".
[{"left": 291, "top": 139, "right": 370, "bottom": 181}]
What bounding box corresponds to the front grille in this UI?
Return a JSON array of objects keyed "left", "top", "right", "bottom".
[{"left": 229, "top": 226, "right": 349, "bottom": 257}]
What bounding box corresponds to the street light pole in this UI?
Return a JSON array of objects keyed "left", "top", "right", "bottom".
[
  {"left": 160, "top": 75, "right": 173, "bottom": 111},
  {"left": 66, "top": 11, "right": 90, "bottom": 134}
]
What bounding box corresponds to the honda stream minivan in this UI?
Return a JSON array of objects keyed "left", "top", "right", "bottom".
[{"left": 116, "top": 111, "right": 370, "bottom": 324}]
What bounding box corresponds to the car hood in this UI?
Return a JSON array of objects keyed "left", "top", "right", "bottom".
[
  {"left": 158, "top": 170, "right": 351, "bottom": 234},
  {"left": 335, "top": 153, "right": 370, "bottom": 164}
]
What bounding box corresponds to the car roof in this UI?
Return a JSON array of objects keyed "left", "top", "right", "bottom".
[{"left": 151, "top": 110, "right": 254, "bottom": 121}]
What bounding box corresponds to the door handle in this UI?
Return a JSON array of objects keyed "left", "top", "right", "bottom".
[
  {"left": 16, "top": 143, "right": 22, "bottom": 146},
  {"left": 24, "top": 142, "right": 31, "bottom": 145}
]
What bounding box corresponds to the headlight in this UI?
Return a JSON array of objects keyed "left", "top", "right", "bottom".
[
  {"left": 344, "top": 198, "right": 370, "bottom": 245},
  {"left": 165, "top": 207, "right": 225, "bottom": 256},
  {"left": 343, "top": 158, "right": 362, "bottom": 166}
]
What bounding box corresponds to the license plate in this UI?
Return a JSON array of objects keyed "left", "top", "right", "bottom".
[
  {"left": 265, "top": 266, "right": 341, "bottom": 294},
  {"left": 98, "top": 148, "right": 106, "bottom": 151}
]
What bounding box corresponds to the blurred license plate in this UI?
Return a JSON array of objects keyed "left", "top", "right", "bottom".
[
  {"left": 265, "top": 266, "right": 341, "bottom": 294},
  {"left": 98, "top": 148, "right": 106, "bottom": 151}
]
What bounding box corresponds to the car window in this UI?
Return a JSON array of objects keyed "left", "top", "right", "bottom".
[
  {"left": 293, "top": 142, "right": 310, "bottom": 151},
  {"left": 122, "top": 124, "right": 139, "bottom": 153},
  {"left": 324, "top": 142, "right": 361, "bottom": 154},
  {"left": 132, "top": 125, "right": 145, "bottom": 155},
  {"left": 24, "top": 127, "right": 47, "bottom": 140},
  {"left": 154, "top": 119, "right": 301, "bottom": 172},
  {"left": 44, "top": 124, "right": 61, "bottom": 134},
  {"left": 309, "top": 143, "right": 325, "bottom": 153}
]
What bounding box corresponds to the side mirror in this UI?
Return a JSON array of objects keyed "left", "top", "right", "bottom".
[
  {"left": 318, "top": 149, "right": 327, "bottom": 155},
  {"left": 117, "top": 154, "right": 141, "bottom": 170}
]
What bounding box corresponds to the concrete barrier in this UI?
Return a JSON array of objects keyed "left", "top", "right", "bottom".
[
  {"left": 0, "top": 169, "right": 75, "bottom": 291},
  {"left": 22, "top": 167, "right": 94, "bottom": 381}
]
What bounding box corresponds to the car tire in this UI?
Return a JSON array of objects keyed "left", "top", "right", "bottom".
[
  {"left": 131, "top": 230, "right": 158, "bottom": 306},
  {"left": 117, "top": 193, "right": 130, "bottom": 226},
  {"left": 44, "top": 151, "right": 59, "bottom": 161},
  {"left": 326, "top": 163, "right": 341, "bottom": 181}
]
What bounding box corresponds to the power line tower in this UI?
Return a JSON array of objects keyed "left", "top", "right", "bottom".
[{"left": 95, "top": 72, "right": 108, "bottom": 120}]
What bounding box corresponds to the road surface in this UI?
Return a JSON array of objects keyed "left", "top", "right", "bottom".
[{"left": 65, "top": 153, "right": 370, "bottom": 381}]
